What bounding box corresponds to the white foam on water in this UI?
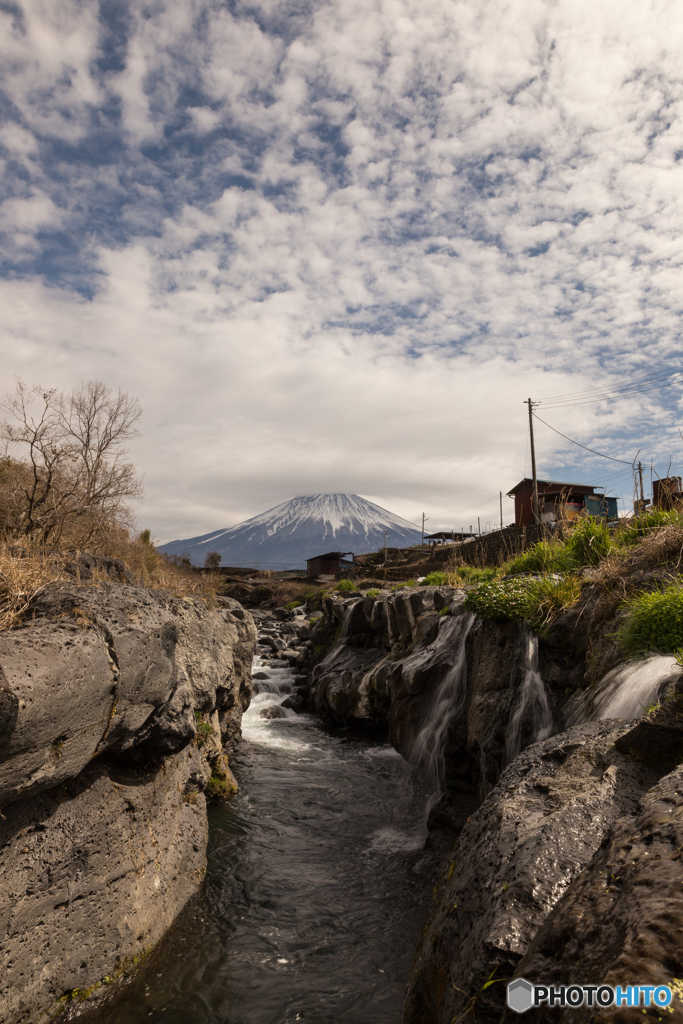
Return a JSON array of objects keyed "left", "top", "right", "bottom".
[
  {"left": 368, "top": 827, "right": 425, "bottom": 854},
  {"left": 363, "top": 746, "right": 403, "bottom": 759}
]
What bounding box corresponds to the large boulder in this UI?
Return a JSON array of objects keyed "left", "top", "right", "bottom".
[
  {"left": 504, "top": 703, "right": 683, "bottom": 1023},
  {"left": 403, "top": 721, "right": 672, "bottom": 1024},
  {"left": 0, "top": 585, "right": 257, "bottom": 808},
  {"left": 0, "top": 747, "right": 210, "bottom": 1024}
]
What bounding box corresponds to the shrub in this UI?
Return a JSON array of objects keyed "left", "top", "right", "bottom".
[
  {"left": 464, "top": 573, "right": 582, "bottom": 630},
  {"left": 205, "top": 772, "right": 230, "bottom": 799},
  {"left": 618, "top": 582, "right": 683, "bottom": 656},
  {"left": 464, "top": 578, "right": 534, "bottom": 621},
  {"left": 193, "top": 712, "right": 213, "bottom": 747},
  {"left": 335, "top": 579, "right": 355, "bottom": 592}
]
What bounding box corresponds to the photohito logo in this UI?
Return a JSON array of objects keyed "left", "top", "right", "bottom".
[{"left": 507, "top": 979, "right": 673, "bottom": 1013}]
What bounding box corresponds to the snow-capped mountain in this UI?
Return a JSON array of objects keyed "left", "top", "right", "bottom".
[{"left": 159, "top": 493, "right": 422, "bottom": 568}]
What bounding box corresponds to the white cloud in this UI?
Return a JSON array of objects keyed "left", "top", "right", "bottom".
[{"left": 1, "top": 0, "right": 683, "bottom": 540}]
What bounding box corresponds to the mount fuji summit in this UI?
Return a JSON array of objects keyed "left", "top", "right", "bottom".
[{"left": 159, "top": 493, "right": 423, "bottom": 568}]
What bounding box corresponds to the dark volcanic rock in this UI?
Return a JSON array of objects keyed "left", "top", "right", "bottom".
[
  {"left": 259, "top": 704, "right": 290, "bottom": 719},
  {"left": 0, "top": 586, "right": 257, "bottom": 806},
  {"left": 0, "top": 583, "right": 257, "bottom": 1024},
  {"left": 0, "top": 748, "right": 210, "bottom": 1024},
  {"left": 403, "top": 722, "right": 670, "bottom": 1024}
]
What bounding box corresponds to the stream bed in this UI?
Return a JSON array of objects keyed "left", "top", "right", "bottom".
[{"left": 97, "top": 656, "right": 434, "bottom": 1024}]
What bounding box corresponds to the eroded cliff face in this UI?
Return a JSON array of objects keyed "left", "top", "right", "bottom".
[
  {"left": 0, "top": 579, "right": 256, "bottom": 1024},
  {"left": 307, "top": 587, "right": 561, "bottom": 827}
]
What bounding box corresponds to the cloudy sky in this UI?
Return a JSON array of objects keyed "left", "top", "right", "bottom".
[{"left": 1, "top": 0, "right": 682, "bottom": 541}]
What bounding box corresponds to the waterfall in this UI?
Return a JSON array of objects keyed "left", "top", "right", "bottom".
[
  {"left": 505, "top": 628, "right": 553, "bottom": 764},
  {"left": 409, "top": 612, "right": 475, "bottom": 809},
  {"left": 564, "top": 655, "right": 683, "bottom": 725}
]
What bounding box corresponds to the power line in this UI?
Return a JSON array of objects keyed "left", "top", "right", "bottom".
[
  {"left": 537, "top": 371, "right": 683, "bottom": 410},
  {"left": 539, "top": 368, "right": 683, "bottom": 404},
  {"left": 424, "top": 494, "right": 501, "bottom": 518},
  {"left": 532, "top": 412, "right": 635, "bottom": 466}
]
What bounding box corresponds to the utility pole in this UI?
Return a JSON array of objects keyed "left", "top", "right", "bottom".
[
  {"left": 527, "top": 398, "right": 540, "bottom": 523},
  {"left": 384, "top": 530, "right": 387, "bottom": 563},
  {"left": 638, "top": 461, "right": 645, "bottom": 504},
  {"left": 499, "top": 491, "right": 503, "bottom": 531},
  {"left": 421, "top": 513, "right": 425, "bottom": 551},
  {"left": 477, "top": 516, "right": 481, "bottom": 536}
]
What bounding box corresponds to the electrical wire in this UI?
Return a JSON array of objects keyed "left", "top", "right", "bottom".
[
  {"left": 536, "top": 370, "right": 683, "bottom": 409},
  {"left": 532, "top": 411, "right": 635, "bottom": 465},
  {"left": 539, "top": 368, "right": 683, "bottom": 404},
  {"left": 424, "top": 494, "right": 501, "bottom": 518}
]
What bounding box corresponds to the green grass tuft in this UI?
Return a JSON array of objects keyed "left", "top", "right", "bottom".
[
  {"left": 618, "top": 507, "right": 683, "bottom": 545},
  {"left": 335, "top": 579, "right": 355, "bottom": 592},
  {"left": 419, "top": 570, "right": 449, "bottom": 586},
  {"left": 618, "top": 581, "right": 683, "bottom": 656}
]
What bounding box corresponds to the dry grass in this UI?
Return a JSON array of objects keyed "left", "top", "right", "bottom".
[
  {"left": 626, "top": 522, "right": 683, "bottom": 571},
  {"left": 0, "top": 530, "right": 223, "bottom": 632},
  {"left": 0, "top": 546, "right": 69, "bottom": 631},
  {"left": 592, "top": 522, "right": 683, "bottom": 599},
  {"left": 92, "top": 529, "right": 221, "bottom": 602}
]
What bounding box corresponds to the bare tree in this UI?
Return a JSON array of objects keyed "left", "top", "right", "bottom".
[
  {"left": 0, "top": 379, "right": 143, "bottom": 546},
  {"left": 204, "top": 551, "right": 221, "bottom": 569}
]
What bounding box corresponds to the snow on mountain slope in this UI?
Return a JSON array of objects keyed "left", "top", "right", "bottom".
[{"left": 159, "top": 494, "right": 423, "bottom": 568}]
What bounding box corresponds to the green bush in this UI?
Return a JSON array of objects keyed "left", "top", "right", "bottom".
[
  {"left": 335, "top": 579, "right": 355, "bottom": 592},
  {"left": 464, "top": 578, "right": 534, "bottom": 621},
  {"left": 618, "top": 582, "right": 683, "bottom": 656},
  {"left": 419, "top": 571, "right": 448, "bottom": 586},
  {"left": 618, "top": 507, "right": 683, "bottom": 545},
  {"left": 464, "top": 573, "right": 582, "bottom": 629},
  {"left": 205, "top": 772, "right": 230, "bottom": 799},
  {"left": 503, "top": 520, "right": 611, "bottom": 575}
]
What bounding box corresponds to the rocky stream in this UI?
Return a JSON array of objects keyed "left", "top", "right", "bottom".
[{"left": 3, "top": 572, "right": 683, "bottom": 1023}]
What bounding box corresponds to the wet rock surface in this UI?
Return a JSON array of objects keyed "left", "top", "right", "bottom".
[
  {"left": 0, "top": 583, "right": 257, "bottom": 1024},
  {"left": 403, "top": 721, "right": 672, "bottom": 1024}
]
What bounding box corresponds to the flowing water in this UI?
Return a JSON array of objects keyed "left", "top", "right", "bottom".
[
  {"left": 97, "top": 655, "right": 432, "bottom": 1024},
  {"left": 563, "top": 654, "right": 683, "bottom": 726},
  {"left": 409, "top": 611, "right": 475, "bottom": 816},
  {"left": 505, "top": 627, "right": 553, "bottom": 764}
]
